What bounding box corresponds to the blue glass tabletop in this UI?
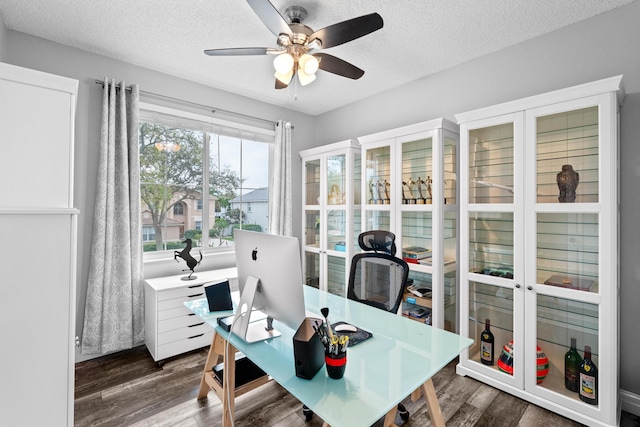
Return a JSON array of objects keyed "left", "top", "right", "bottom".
[{"left": 186, "top": 286, "right": 473, "bottom": 427}]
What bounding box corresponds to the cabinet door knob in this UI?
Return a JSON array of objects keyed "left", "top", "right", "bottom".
[
  {"left": 515, "top": 284, "right": 521, "bottom": 288},
  {"left": 527, "top": 285, "right": 533, "bottom": 291}
]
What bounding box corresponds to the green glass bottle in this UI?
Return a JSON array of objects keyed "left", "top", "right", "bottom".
[
  {"left": 579, "top": 345, "right": 598, "bottom": 405},
  {"left": 564, "top": 337, "right": 582, "bottom": 392}
]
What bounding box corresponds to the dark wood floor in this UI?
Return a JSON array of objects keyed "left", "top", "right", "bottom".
[{"left": 75, "top": 345, "right": 639, "bottom": 427}]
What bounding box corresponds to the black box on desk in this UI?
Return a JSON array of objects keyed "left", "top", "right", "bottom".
[{"left": 293, "top": 317, "right": 324, "bottom": 380}]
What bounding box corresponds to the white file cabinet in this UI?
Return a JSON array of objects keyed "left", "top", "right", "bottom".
[{"left": 144, "top": 268, "right": 237, "bottom": 361}]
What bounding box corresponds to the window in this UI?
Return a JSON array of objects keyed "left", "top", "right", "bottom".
[
  {"left": 173, "top": 202, "right": 184, "bottom": 215},
  {"left": 139, "top": 104, "right": 274, "bottom": 253},
  {"left": 142, "top": 226, "right": 156, "bottom": 242}
]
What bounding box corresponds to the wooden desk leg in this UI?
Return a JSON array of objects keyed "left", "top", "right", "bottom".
[
  {"left": 197, "top": 332, "right": 226, "bottom": 400},
  {"left": 383, "top": 405, "right": 398, "bottom": 427},
  {"left": 222, "top": 338, "right": 237, "bottom": 427},
  {"left": 422, "top": 378, "right": 445, "bottom": 427}
]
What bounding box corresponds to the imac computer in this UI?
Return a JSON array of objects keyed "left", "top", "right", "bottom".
[{"left": 231, "top": 229, "right": 306, "bottom": 342}]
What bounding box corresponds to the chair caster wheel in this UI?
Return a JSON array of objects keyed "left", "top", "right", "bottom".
[
  {"left": 302, "top": 404, "right": 314, "bottom": 421},
  {"left": 398, "top": 403, "right": 410, "bottom": 421}
]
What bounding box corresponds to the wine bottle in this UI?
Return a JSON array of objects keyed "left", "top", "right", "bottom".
[
  {"left": 579, "top": 345, "right": 598, "bottom": 405},
  {"left": 564, "top": 337, "right": 582, "bottom": 392},
  {"left": 480, "top": 318, "right": 494, "bottom": 365}
]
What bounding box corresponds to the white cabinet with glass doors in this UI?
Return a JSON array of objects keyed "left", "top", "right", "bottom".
[
  {"left": 456, "top": 76, "right": 623, "bottom": 427},
  {"left": 300, "top": 140, "right": 361, "bottom": 297},
  {"left": 358, "top": 118, "right": 459, "bottom": 331}
]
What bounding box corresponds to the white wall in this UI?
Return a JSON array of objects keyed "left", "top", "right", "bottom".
[
  {"left": 4, "top": 31, "right": 316, "bottom": 361},
  {"left": 313, "top": 0, "right": 640, "bottom": 402}
]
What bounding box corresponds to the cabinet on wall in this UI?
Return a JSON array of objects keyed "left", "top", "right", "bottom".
[
  {"left": 456, "top": 76, "right": 623, "bottom": 427},
  {"left": 300, "top": 140, "right": 361, "bottom": 296},
  {"left": 0, "top": 62, "right": 78, "bottom": 426},
  {"left": 358, "top": 118, "right": 459, "bottom": 331},
  {"left": 144, "top": 268, "right": 238, "bottom": 362}
]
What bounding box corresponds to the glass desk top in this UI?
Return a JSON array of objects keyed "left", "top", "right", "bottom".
[{"left": 186, "top": 286, "right": 473, "bottom": 427}]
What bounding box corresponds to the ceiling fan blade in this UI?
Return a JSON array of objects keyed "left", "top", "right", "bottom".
[
  {"left": 315, "top": 53, "right": 364, "bottom": 79},
  {"left": 247, "top": 0, "right": 293, "bottom": 38},
  {"left": 310, "top": 13, "right": 383, "bottom": 49},
  {"left": 275, "top": 78, "right": 289, "bottom": 89},
  {"left": 204, "top": 47, "right": 271, "bottom": 56}
]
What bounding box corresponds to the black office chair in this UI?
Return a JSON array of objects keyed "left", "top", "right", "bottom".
[
  {"left": 347, "top": 230, "right": 411, "bottom": 422},
  {"left": 347, "top": 230, "right": 408, "bottom": 314}
]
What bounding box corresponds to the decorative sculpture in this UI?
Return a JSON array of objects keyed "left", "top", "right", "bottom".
[
  {"left": 407, "top": 178, "right": 416, "bottom": 204},
  {"left": 368, "top": 179, "right": 376, "bottom": 204},
  {"left": 383, "top": 179, "right": 391, "bottom": 204},
  {"left": 416, "top": 177, "right": 426, "bottom": 204},
  {"left": 376, "top": 180, "right": 384, "bottom": 204},
  {"left": 174, "top": 238, "right": 203, "bottom": 280},
  {"left": 556, "top": 164, "right": 579, "bottom": 203}
]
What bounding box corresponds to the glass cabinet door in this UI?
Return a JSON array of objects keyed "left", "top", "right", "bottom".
[
  {"left": 460, "top": 113, "right": 524, "bottom": 387},
  {"left": 524, "top": 98, "right": 611, "bottom": 417}
]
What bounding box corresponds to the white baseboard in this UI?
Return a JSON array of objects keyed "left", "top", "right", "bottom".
[{"left": 621, "top": 389, "right": 640, "bottom": 416}]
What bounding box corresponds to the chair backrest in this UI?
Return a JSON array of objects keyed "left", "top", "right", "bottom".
[
  {"left": 347, "top": 231, "right": 409, "bottom": 314},
  {"left": 358, "top": 230, "right": 397, "bottom": 256}
]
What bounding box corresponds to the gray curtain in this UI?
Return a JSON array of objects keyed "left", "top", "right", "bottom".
[
  {"left": 82, "top": 79, "right": 143, "bottom": 355},
  {"left": 269, "top": 120, "right": 293, "bottom": 236}
]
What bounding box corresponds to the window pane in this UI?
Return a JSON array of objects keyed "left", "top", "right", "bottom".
[
  {"left": 139, "top": 122, "right": 204, "bottom": 252},
  {"left": 209, "top": 133, "right": 270, "bottom": 249}
]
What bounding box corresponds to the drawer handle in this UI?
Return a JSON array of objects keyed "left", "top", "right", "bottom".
[
  {"left": 187, "top": 293, "right": 204, "bottom": 298},
  {"left": 188, "top": 333, "right": 204, "bottom": 339},
  {"left": 189, "top": 322, "right": 205, "bottom": 328},
  {"left": 188, "top": 284, "right": 204, "bottom": 289},
  {"left": 188, "top": 313, "right": 196, "bottom": 316}
]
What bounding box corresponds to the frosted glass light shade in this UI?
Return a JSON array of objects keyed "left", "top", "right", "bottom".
[
  {"left": 297, "top": 69, "right": 316, "bottom": 86},
  {"left": 273, "top": 53, "right": 294, "bottom": 74},
  {"left": 275, "top": 69, "right": 294, "bottom": 85},
  {"left": 299, "top": 54, "right": 319, "bottom": 75}
]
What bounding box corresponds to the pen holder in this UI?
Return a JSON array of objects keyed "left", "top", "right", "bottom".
[{"left": 325, "top": 350, "right": 347, "bottom": 379}]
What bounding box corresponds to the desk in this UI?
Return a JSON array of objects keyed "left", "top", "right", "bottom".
[{"left": 186, "top": 286, "right": 473, "bottom": 427}]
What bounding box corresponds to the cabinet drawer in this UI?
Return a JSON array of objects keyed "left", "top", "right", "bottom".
[
  {"left": 158, "top": 283, "right": 207, "bottom": 301},
  {"left": 158, "top": 305, "right": 193, "bottom": 321},
  {"left": 158, "top": 292, "right": 204, "bottom": 311},
  {"left": 157, "top": 331, "right": 214, "bottom": 360},
  {"left": 158, "top": 322, "right": 213, "bottom": 346},
  {"left": 158, "top": 313, "right": 203, "bottom": 333}
]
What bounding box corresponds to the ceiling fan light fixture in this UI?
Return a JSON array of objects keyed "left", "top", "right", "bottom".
[
  {"left": 273, "top": 52, "right": 294, "bottom": 74},
  {"left": 299, "top": 54, "right": 319, "bottom": 75}
]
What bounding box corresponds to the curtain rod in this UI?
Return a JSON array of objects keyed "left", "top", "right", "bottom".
[{"left": 94, "top": 79, "right": 278, "bottom": 126}]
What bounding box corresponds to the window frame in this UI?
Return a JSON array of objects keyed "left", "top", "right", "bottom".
[{"left": 139, "top": 102, "right": 276, "bottom": 259}]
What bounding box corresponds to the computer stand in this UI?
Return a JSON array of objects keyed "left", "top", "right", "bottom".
[{"left": 231, "top": 275, "right": 281, "bottom": 342}]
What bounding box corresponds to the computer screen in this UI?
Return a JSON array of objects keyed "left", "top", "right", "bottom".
[{"left": 232, "top": 229, "right": 306, "bottom": 342}]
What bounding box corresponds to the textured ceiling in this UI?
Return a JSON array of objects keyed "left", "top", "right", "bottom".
[{"left": 0, "top": 0, "right": 636, "bottom": 115}]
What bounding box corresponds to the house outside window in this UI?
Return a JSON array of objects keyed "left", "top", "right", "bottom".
[{"left": 139, "top": 103, "right": 274, "bottom": 253}]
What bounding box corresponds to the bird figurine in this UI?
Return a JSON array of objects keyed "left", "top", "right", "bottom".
[{"left": 174, "top": 238, "right": 203, "bottom": 280}]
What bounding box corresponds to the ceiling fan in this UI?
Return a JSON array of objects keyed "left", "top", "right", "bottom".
[{"left": 204, "top": 0, "right": 383, "bottom": 89}]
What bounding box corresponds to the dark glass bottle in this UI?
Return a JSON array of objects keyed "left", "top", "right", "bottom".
[
  {"left": 564, "top": 337, "right": 582, "bottom": 392},
  {"left": 480, "top": 319, "right": 494, "bottom": 365},
  {"left": 579, "top": 345, "right": 598, "bottom": 405}
]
